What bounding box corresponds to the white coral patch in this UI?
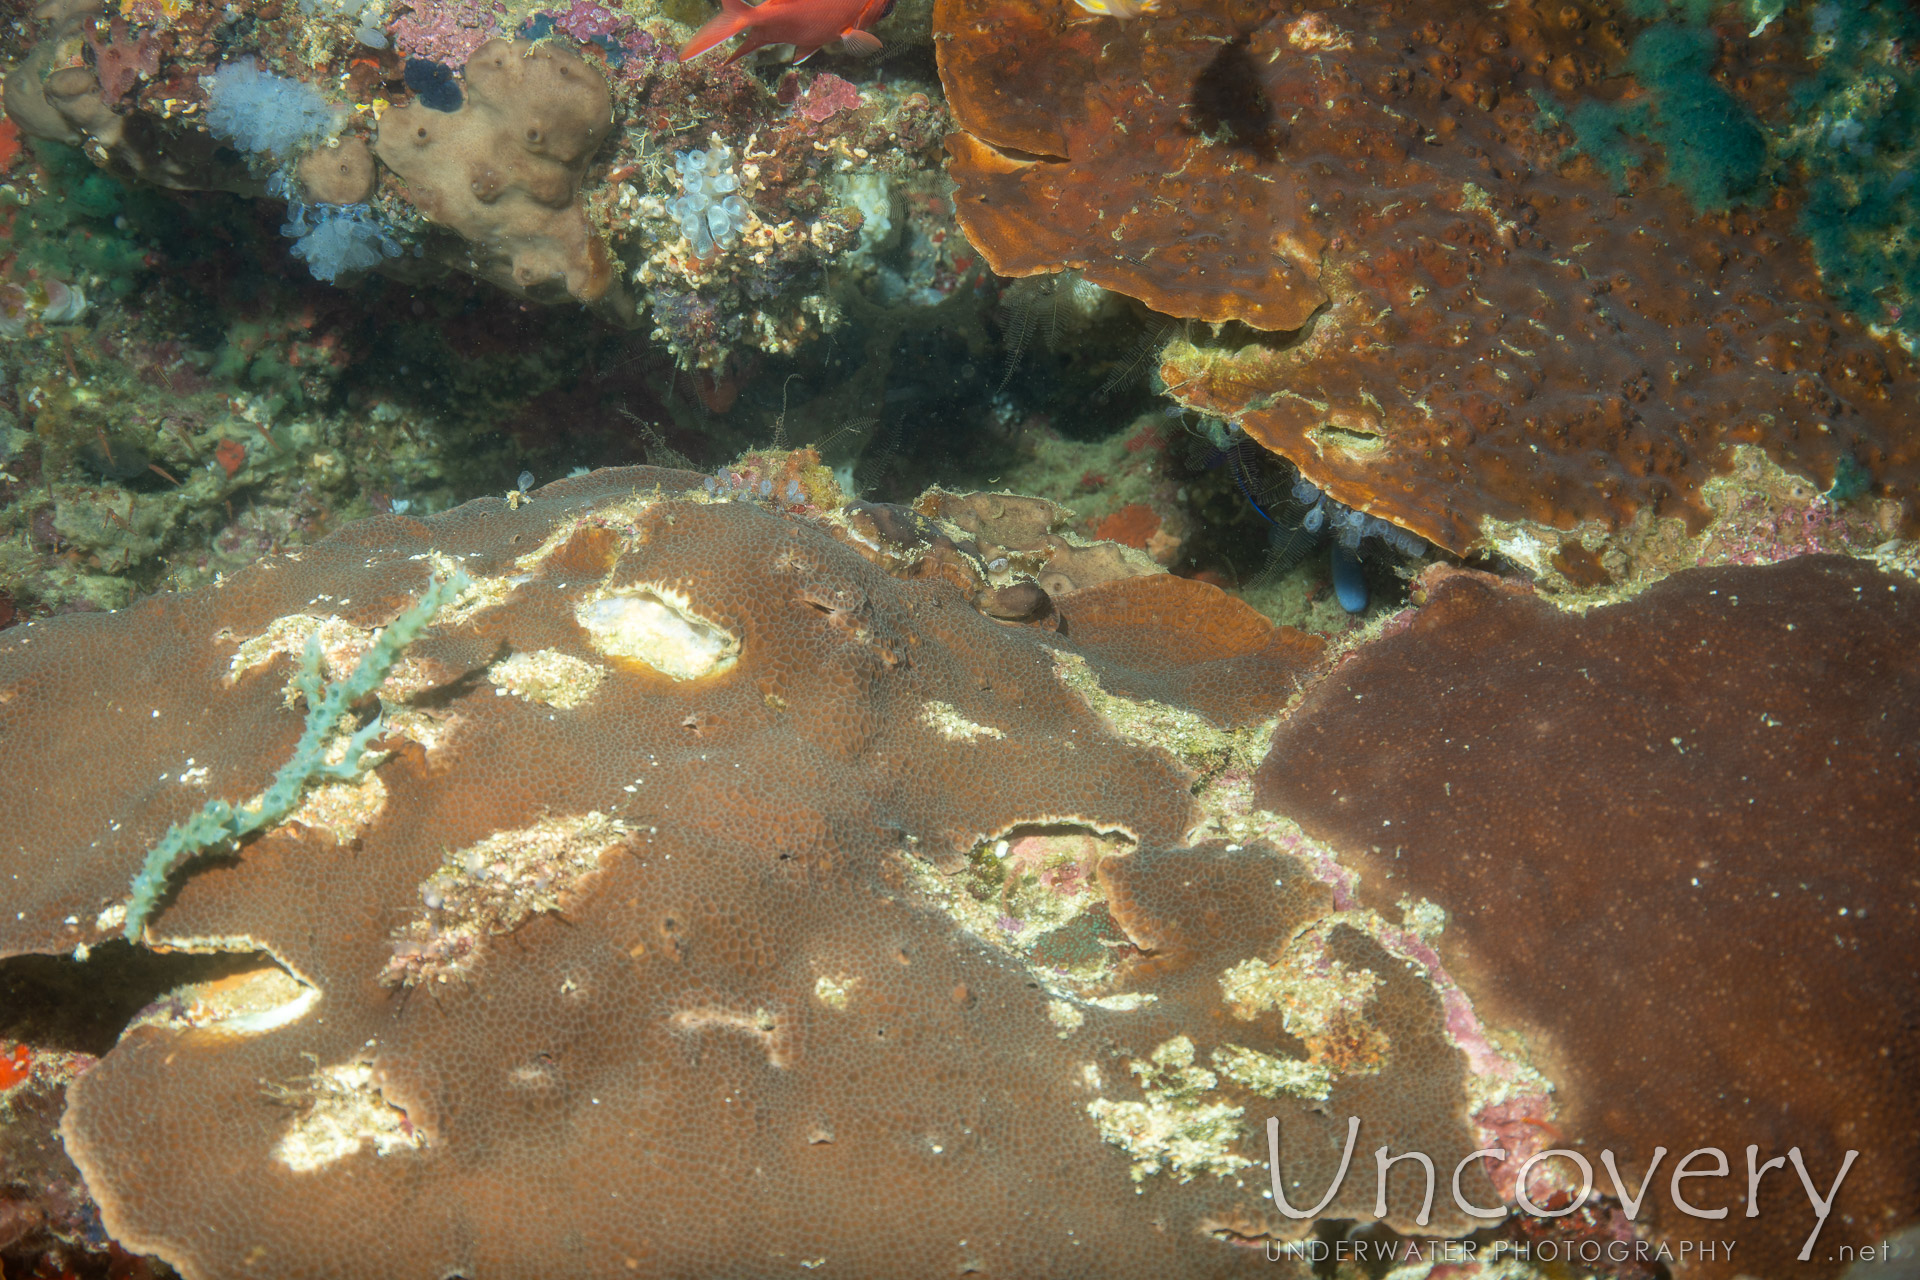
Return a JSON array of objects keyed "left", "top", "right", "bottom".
[
  {"left": 286, "top": 772, "right": 387, "bottom": 843},
  {"left": 575, "top": 586, "right": 739, "bottom": 679},
  {"left": 128, "top": 967, "right": 320, "bottom": 1037},
  {"left": 225, "top": 612, "right": 437, "bottom": 704},
  {"left": 271, "top": 1061, "right": 422, "bottom": 1173},
  {"left": 814, "top": 975, "right": 857, "bottom": 1010},
  {"left": 1211, "top": 1043, "right": 1339, "bottom": 1102},
  {"left": 383, "top": 812, "right": 631, "bottom": 987},
  {"left": 1086, "top": 1035, "right": 1252, "bottom": 1183}
]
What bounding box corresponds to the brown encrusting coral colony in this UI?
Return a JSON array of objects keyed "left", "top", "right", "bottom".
[{"left": 0, "top": 0, "right": 1915, "bottom": 1269}]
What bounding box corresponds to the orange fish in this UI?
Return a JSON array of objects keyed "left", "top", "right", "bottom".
[{"left": 678, "top": 0, "right": 893, "bottom": 64}]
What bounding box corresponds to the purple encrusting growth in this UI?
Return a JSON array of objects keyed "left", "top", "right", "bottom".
[{"left": 551, "top": 0, "right": 621, "bottom": 41}]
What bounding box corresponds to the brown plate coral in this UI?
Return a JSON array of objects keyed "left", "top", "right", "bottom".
[
  {"left": 938, "top": 0, "right": 1920, "bottom": 558},
  {"left": 0, "top": 466, "right": 1481, "bottom": 1278}
]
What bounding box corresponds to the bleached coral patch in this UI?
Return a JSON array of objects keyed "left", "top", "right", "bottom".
[
  {"left": 269, "top": 1061, "right": 422, "bottom": 1173},
  {"left": 1086, "top": 1036, "right": 1251, "bottom": 1183},
  {"left": 921, "top": 700, "right": 1005, "bottom": 741},
  {"left": 575, "top": 585, "right": 738, "bottom": 679},
  {"left": 381, "top": 812, "right": 631, "bottom": 987}
]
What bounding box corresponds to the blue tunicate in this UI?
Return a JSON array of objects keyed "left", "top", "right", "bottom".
[
  {"left": 1275, "top": 477, "right": 1426, "bottom": 612},
  {"left": 785, "top": 480, "right": 801, "bottom": 501},
  {"left": 404, "top": 58, "right": 464, "bottom": 112},
  {"left": 1330, "top": 542, "right": 1369, "bottom": 613},
  {"left": 205, "top": 60, "right": 338, "bottom": 157},
  {"left": 354, "top": 26, "right": 388, "bottom": 47},
  {"left": 760, "top": 478, "right": 772, "bottom": 496},
  {"left": 279, "top": 190, "right": 404, "bottom": 283},
  {"left": 671, "top": 146, "right": 749, "bottom": 257}
]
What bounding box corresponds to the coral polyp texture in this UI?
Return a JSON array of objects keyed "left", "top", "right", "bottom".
[
  {"left": 0, "top": 465, "right": 1415, "bottom": 1279},
  {"left": 1259, "top": 557, "right": 1920, "bottom": 1278},
  {"left": 2, "top": 468, "right": 1915, "bottom": 1275},
  {"left": 936, "top": 0, "right": 1920, "bottom": 558}
]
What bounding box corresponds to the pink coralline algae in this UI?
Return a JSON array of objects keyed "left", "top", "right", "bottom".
[
  {"left": 794, "top": 72, "right": 862, "bottom": 123},
  {"left": 1705, "top": 493, "right": 1860, "bottom": 566},
  {"left": 551, "top": 0, "right": 623, "bottom": 42},
  {"left": 387, "top": 0, "right": 506, "bottom": 68}
]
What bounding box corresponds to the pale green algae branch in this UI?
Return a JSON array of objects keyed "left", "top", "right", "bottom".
[{"left": 121, "top": 571, "right": 471, "bottom": 941}]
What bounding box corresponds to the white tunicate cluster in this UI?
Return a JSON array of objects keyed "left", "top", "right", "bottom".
[
  {"left": 836, "top": 172, "right": 893, "bottom": 254},
  {"left": 670, "top": 146, "right": 749, "bottom": 258}
]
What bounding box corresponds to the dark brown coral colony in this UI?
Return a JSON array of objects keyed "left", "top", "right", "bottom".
[
  {"left": 940, "top": 0, "right": 1920, "bottom": 555},
  {"left": 3, "top": 468, "right": 1915, "bottom": 1278}
]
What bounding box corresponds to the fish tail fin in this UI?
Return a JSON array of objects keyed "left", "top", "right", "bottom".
[{"left": 678, "top": 0, "right": 757, "bottom": 61}]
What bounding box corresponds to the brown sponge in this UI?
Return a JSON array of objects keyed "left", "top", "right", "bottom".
[
  {"left": 296, "top": 137, "right": 376, "bottom": 205},
  {"left": 375, "top": 38, "right": 616, "bottom": 302}
]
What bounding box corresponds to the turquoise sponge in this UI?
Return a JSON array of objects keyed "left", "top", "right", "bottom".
[
  {"left": 1626, "top": 24, "right": 1767, "bottom": 208},
  {"left": 1538, "top": 23, "right": 1767, "bottom": 211},
  {"left": 122, "top": 571, "right": 469, "bottom": 942}
]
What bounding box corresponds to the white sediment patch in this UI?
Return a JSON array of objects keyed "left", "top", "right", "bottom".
[{"left": 488, "top": 648, "right": 606, "bottom": 709}]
